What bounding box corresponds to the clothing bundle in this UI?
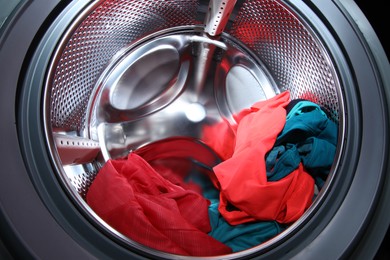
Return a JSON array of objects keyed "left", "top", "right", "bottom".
[{"left": 86, "top": 91, "right": 338, "bottom": 256}]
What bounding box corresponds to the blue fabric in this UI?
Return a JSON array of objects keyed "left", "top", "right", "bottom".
[
  {"left": 276, "top": 108, "right": 337, "bottom": 145},
  {"left": 266, "top": 100, "right": 338, "bottom": 188},
  {"left": 298, "top": 137, "right": 336, "bottom": 172},
  {"left": 189, "top": 169, "right": 284, "bottom": 252},
  {"left": 187, "top": 100, "right": 337, "bottom": 252},
  {"left": 184, "top": 163, "right": 220, "bottom": 200},
  {"left": 286, "top": 100, "right": 327, "bottom": 120},
  {"left": 208, "top": 199, "right": 283, "bottom": 252},
  {"left": 266, "top": 144, "right": 300, "bottom": 181}
]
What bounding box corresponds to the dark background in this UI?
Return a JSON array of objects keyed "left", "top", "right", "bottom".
[{"left": 355, "top": 0, "right": 388, "bottom": 58}]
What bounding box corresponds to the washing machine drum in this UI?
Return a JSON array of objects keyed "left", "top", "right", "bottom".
[{"left": 0, "top": 0, "right": 389, "bottom": 259}]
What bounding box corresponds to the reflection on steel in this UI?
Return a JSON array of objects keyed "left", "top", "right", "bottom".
[
  {"left": 204, "top": 0, "right": 237, "bottom": 36},
  {"left": 43, "top": 0, "right": 344, "bottom": 255},
  {"left": 134, "top": 136, "right": 222, "bottom": 168},
  {"left": 87, "top": 29, "right": 276, "bottom": 160},
  {"left": 54, "top": 133, "right": 100, "bottom": 165}
]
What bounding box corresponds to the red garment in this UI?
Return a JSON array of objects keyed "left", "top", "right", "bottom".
[
  {"left": 149, "top": 158, "right": 204, "bottom": 195},
  {"left": 201, "top": 118, "right": 236, "bottom": 161},
  {"left": 210, "top": 92, "right": 315, "bottom": 224},
  {"left": 86, "top": 153, "right": 231, "bottom": 256}
]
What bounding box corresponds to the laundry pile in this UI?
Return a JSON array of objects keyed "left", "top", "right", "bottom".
[{"left": 86, "top": 91, "right": 338, "bottom": 256}]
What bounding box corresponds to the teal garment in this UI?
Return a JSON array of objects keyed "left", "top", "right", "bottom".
[
  {"left": 184, "top": 162, "right": 220, "bottom": 200},
  {"left": 276, "top": 105, "right": 337, "bottom": 146},
  {"left": 266, "top": 144, "right": 300, "bottom": 181},
  {"left": 208, "top": 199, "right": 283, "bottom": 252},
  {"left": 286, "top": 100, "right": 327, "bottom": 120},
  {"left": 298, "top": 137, "right": 336, "bottom": 173},
  {"left": 266, "top": 100, "right": 338, "bottom": 188},
  {"left": 189, "top": 169, "right": 284, "bottom": 252}
]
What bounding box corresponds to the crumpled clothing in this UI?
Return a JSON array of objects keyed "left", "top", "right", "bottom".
[
  {"left": 201, "top": 118, "right": 236, "bottom": 161},
  {"left": 208, "top": 199, "right": 283, "bottom": 252},
  {"left": 268, "top": 100, "right": 338, "bottom": 187},
  {"left": 189, "top": 171, "right": 284, "bottom": 252},
  {"left": 86, "top": 153, "right": 232, "bottom": 256},
  {"left": 266, "top": 144, "right": 301, "bottom": 181},
  {"left": 212, "top": 91, "right": 315, "bottom": 225},
  {"left": 275, "top": 101, "right": 337, "bottom": 146},
  {"left": 286, "top": 100, "right": 327, "bottom": 120}
]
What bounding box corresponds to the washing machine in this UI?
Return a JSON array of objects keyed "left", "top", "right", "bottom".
[{"left": 0, "top": 0, "right": 389, "bottom": 259}]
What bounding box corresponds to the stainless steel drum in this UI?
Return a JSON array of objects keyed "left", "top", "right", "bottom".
[
  {"left": 1, "top": 0, "right": 389, "bottom": 259},
  {"left": 45, "top": 0, "right": 343, "bottom": 256}
]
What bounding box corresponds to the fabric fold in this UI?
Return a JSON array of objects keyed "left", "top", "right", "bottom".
[
  {"left": 87, "top": 153, "right": 232, "bottom": 256},
  {"left": 212, "top": 92, "right": 315, "bottom": 224}
]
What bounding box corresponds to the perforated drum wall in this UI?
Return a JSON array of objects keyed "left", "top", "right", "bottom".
[{"left": 50, "top": 0, "right": 199, "bottom": 131}]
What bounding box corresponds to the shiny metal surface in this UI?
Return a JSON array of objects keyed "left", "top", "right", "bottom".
[
  {"left": 230, "top": 0, "right": 341, "bottom": 121},
  {"left": 43, "top": 0, "right": 344, "bottom": 256},
  {"left": 194, "top": 0, "right": 237, "bottom": 106},
  {"left": 53, "top": 133, "right": 100, "bottom": 165},
  {"left": 49, "top": 0, "right": 199, "bottom": 132},
  {"left": 88, "top": 29, "right": 276, "bottom": 160},
  {"left": 204, "top": 0, "right": 237, "bottom": 36}
]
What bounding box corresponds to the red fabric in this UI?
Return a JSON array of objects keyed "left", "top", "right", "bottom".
[
  {"left": 209, "top": 92, "right": 315, "bottom": 224},
  {"left": 201, "top": 118, "right": 236, "bottom": 161},
  {"left": 86, "top": 153, "right": 231, "bottom": 256},
  {"left": 149, "top": 158, "right": 204, "bottom": 195}
]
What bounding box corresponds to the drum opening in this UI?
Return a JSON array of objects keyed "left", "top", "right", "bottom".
[{"left": 43, "top": 0, "right": 344, "bottom": 257}]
